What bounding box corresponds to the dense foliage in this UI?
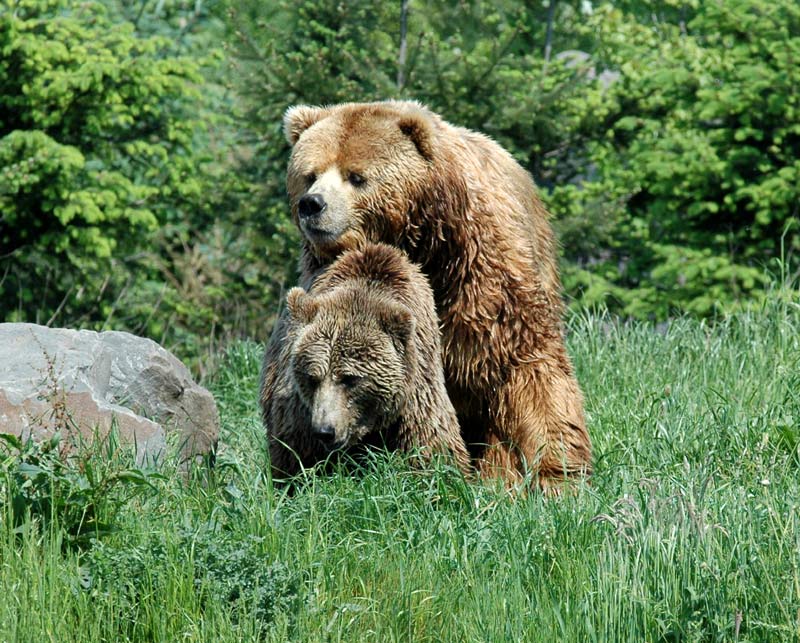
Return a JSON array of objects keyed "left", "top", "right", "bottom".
[
  {"left": 0, "top": 0, "right": 266, "bottom": 367},
  {"left": 1, "top": 0, "right": 798, "bottom": 360},
  {"left": 1, "top": 1, "right": 210, "bottom": 319},
  {"left": 554, "top": 1, "right": 800, "bottom": 318}
]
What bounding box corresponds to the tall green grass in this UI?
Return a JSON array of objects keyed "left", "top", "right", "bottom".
[{"left": 2, "top": 294, "right": 799, "bottom": 642}]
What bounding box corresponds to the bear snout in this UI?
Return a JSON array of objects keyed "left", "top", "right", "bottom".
[
  {"left": 310, "top": 381, "right": 353, "bottom": 449},
  {"left": 298, "top": 193, "right": 327, "bottom": 219},
  {"left": 312, "top": 423, "right": 337, "bottom": 446}
]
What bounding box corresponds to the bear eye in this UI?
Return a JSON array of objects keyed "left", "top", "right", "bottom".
[
  {"left": 295, "top": 367, "right": 320, "bottom": 389},
  {"left": 305, "top": 172, "right": 316, "bottom": 185},
  {"left": 348, "top": 172, "right": 366, "bottom": 187},
  {"left": 339, "top": 374, "right": 363, "bottom": 388}
]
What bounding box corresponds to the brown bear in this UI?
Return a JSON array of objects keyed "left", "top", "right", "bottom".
[
  {"left": 261, "top": 242, "right": 471, "bottom": 478},
  {"left": 266, "top": 99, "right": 592, "bottom": 491}
]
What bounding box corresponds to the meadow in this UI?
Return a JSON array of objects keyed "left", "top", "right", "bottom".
[{"left": 2, "top": 293, "right": 799, "bottom": 642}]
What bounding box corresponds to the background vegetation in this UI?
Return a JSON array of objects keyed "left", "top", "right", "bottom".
[{"left": 2, "top": 0, "right": 798, "bottom": 366}]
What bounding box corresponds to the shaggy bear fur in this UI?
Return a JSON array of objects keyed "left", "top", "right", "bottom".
[
  {"left": 261, "top": 242, "right": 470, "bottom": 478},
  {"left": 265, "top": 100, "right": 592, "bottom": 491}
]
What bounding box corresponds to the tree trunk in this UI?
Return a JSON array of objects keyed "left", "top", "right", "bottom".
[
  {"left": 398, "top": 0, "right": 410, "bottom": 90},
  {"left": 544, "top": 0, "right": 557, "bottom": 63}
]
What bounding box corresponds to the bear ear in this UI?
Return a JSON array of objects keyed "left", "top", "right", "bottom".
[
  {"left": 283, "top": 105, "right": 332, "bottom": 145},
  {"left": 379, "top": 303, "right": 415, "bottom": 352},
  {"left": 286, "top": 287, "right": 319, "bottom": 325},
  {"left": 398, "top": 114, "right": 435, "bottom": 162}
]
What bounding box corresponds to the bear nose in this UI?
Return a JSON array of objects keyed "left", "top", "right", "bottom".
[
  {"left": 298, "top": 193, "right": 326, "bottom": 219},
  {"left": 314, "top": 424, "right": 337, "bottom": 445}
]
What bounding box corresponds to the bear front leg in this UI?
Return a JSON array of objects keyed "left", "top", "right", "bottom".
[
  {"left": 479, "top": 433, "right": 526, "bottom": 488},
  {"left": 480, "top": 359, "right": 592, "bottom": 493}
]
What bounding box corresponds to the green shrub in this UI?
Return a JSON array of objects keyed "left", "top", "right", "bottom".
[
  {"left": 87, "top": 529, "right": 300, "bottom": 637},
  {"left": 0, "top": 431, "right": 160, "bottom": 548},
  {"left": 0, "top": 0, "right": 198, "bottom": 314},
  {"left": 553, "top": 0, "right": 800, "bottom": 318}
]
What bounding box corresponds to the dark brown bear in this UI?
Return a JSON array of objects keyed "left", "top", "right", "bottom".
[
  {"left": 267, "top": 100, "right": 592, "bottom": 492},
  {"left": 261, "top": 242, "right": 470, "bottom": 478}
]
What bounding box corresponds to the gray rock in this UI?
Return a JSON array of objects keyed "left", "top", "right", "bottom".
[
  {"left": 0, "top": 323, "right": 218, "bottom": 466},
  {"left": 555, "top": 49, "right": 620, "bottom": 89}
]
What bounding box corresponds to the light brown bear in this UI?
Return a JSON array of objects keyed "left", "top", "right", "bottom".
[
  {"left": 266, "top": 100, "right": 592, "bottom": 491},
  {"left": 261, "top": 242, "right": 471, "bottom": 478}
]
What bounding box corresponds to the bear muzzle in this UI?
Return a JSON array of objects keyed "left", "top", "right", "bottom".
[
  {"left": 312, "top": 423, "right": 338, "bottom": 448},
  {"left": 298, "top": 193, "right": 327, "bottom": 219},
  {"left": 310, "top": 382, "right": 353, "bottom": 450},
  {"left": 297, "top": 170, "right": 354, "bottom": 248}
]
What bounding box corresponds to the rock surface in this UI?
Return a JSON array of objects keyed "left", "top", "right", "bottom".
[
  {"left": 555, "top": 49, "right": 620, "bottom": 89},
  {"left": 0, "top": 323, "right": 218, "bottom": 465}
]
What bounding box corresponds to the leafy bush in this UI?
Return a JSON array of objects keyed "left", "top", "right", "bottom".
[
  {"left": 0, "top": 431, "right": 160, "bottom": 547},
  {"left": 0, "top": 0, "right": 203, "bottom": 316},
  {"left": 553, "top": 0, "right": 800, "bottom": 318},
  {"left": 87, "top": 529, "right": 299, "bottom": 637},
  {"left": 193, "top": 531, "right": 299, "bottom": 632}
]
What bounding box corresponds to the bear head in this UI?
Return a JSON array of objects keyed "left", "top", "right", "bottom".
[
  {"left": 283, "top": 101, "right": 465, "bottom": 261},
  {"left": 285, "top": 285, "right": 416, "bottom": 451}
]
